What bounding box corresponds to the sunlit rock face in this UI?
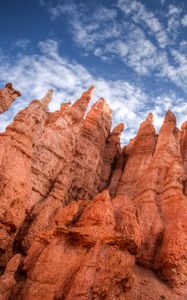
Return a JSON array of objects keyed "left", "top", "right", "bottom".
[{"left": 0, "top": 83, "right": 187, "bottom": 300}]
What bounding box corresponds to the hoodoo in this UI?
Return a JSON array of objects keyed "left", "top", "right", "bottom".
[{"left": 0, "top": 83, "right": 187, "bottom": 299}]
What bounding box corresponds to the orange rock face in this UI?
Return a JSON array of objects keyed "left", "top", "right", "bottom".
[
  {"left": 0, "top": 83, "right": 21, "bottom": 113},
  {"left": 0, "top": 83, "right": 187, "bottom": 299}
]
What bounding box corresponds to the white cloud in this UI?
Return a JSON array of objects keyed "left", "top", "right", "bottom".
[
  {"left": 168, "top": 5, "right": 182, "bottom": 16},
  {"left": 0, "top": 39, "right": 151, "bottom": 144},
  {"left": 153, "top": 92, "right": 187, "bottom": 129},
  {"left": 117, "top": 0, "right": 168, "bottom": 48},
  {"left": 105, "top": 40, "right": 129, "bottom": 59},
  {"left": 103, "top": 28, "right": 169, "bottom": 76},
  {"left": 0, "top": 39, "right": 186, "bottom": 144},
  {"left": 159, "top": 49, "right": 187, "bottom": 91},
  {"left": 92, "top": 7, "right": 118, "bottom": 22},
  {"left": 48, "top": 2, "right": 120, "bottom": 51},
  {"left": 166, "top": 5, "right": 182, "bottom": 39},
  {"left": 38, "top": 39, "right": 59, "bottom": 56},
  {"left": 181, "top": 14, "right": 187, "bottom": 26},
  {"left": 14, "top": 38, "right": 30, "bottom": 50},
  {"left": 167, "top": 16, "right": 180, "bottom": 34},
  {"left": 37, "top": 0, "right": 187, "bottom": 92}
]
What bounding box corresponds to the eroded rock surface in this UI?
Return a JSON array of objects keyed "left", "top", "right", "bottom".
[
  {"left": 0, "top": 83, "right": 21, "bottom": 113},
  {"left": 0, "top": 83, "right": 187, "bottom": 299}
]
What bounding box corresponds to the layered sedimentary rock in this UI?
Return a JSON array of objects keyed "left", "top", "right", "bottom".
[
  {"left": 0, "top": 83, "right": 21, "bottom": 113},
  {"left": 0, "top": 83, "right": 187, "bottom": 299}
]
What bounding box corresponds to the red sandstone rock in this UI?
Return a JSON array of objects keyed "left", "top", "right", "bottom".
[
  {"left": 14, "top": 86, "right": 95, "bottom": 252},
  {"left": 180, "top": 121, "right": 187, "bottom": 195},
  {"left": 117, "top": 112, "right": 158, "bottom": 197},
  {"left": 0, "top": 254, "right": 21, "bottom": 300},
  {"left": 31, "top": 86, "right": 94, "bottom": 207},
  {"left": 99, "top": 123, "right": 124, "bottom": 192},
  {"left": 0, "top": 86, "right": 187, "bottom": 299},
  {"left": 9, "top": 190, "right": 136, "bottom": 299},
  {"left": 116, "top": 113, "right": 163, "bottom": 267},
  {"left": 0, "top": 90, "right": 52, "bottom": 266},
  {"left": 108, "top": 151, "right": 125, "bottom": 197},
  {"left": 0, "top": 83, "right": 21, "bottom": 114},
  {"left": 153, "top": 111, "right": 187, "bottom": 287},
  {"left": 67, "top": 98, "right": 112, "bottom": 201}
]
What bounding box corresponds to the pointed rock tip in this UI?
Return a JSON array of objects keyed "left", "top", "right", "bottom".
[
  {"left": 92, "top": 98, "right": 112, "bottom": 115},
  {"left": 137, "top": 112, "right": 156, "bottom": 136},
  {"left": 164, "top": 109, "right": 176, "bottom": 123},
  {"left": 5, "top": 82, "right": 13, "bottom": 89},
  {"left": 87, "top": 85, "right": 95, "bottom": 95},
  {"left": 112, "top": 123, "right": 124, "bottom": 135},
  {"left": 146, "top": 112, "right": 154, "bottom": 122},
  {"left": 81, "top": 85, "right": 95, "bottom": 98},
  {"left": 40, "top": 89, "right": 53, "bottom": 107},
  {"left": 94, "top": 97, "right": 110, "bottom": 108},
  {"left": 99, "top": 97, "right": 106, "bottom": 103},
  {"left": 4, "top": 82, "right": 21, "bottom": 96},
  {"left": 181, "top": 121, "right": 187, "bottom": 130},
  {"left": 72, "top": 86, "right": 95, "bottom": 109}
]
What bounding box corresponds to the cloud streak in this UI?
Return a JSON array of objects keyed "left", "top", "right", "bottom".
[
  {"left": 0, "top": 39, "right": 186, "bottom": 144},
  {"left": 39, "top": 0, "right": 187, "bottom": 92}
]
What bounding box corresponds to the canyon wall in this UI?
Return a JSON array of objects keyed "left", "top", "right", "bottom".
[{"left": 0, "top": 83, "right": 187, "bottom": 299}]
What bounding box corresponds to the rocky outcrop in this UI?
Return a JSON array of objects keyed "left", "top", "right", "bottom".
[
  {"left": 0, "top": 253, "right": 21, "bottom": 300},
  {"left": 153, "top": 111, "right": 187, "bottom": 287},
  {"left": 67, "top": 98, "right": 112, "bottom": 201},
  {"left": 30, "top": 86, "right": 94, "bottom": 207},
  {"left": 13, "top": 87, "right": 96, "bottom": 253},
  {"left": 0, "top": 84, "right": 187, "bottom": 299},
  {"left": 99, "top": 123, "right": 124, "bottom": 192},
  {"left": 181, "top": 121, "right": 187, "bottom": 195},
  {"left": 0, "top": 90, "right": 52, "bottom": 266},
  {"left": 0, "top": 83, "right": 21, "bottom": 113},
  {"left": 116, "top": 113, "right": 162, "bottom": 267},
  {"left": 117, "top": 112, "right": 158, "bottom": 197}
]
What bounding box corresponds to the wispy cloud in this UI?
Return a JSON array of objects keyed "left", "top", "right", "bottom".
[
  {"left": 168, "top": 5, "right": 182, "bottom": 16},
  {"left": 0, "top": 39, "right": 186, "bottom": 144},
  {"left": 14, "top": 38, "right": 30, "bottom": 50},
  {"left": 160, "top": 49, "right": 187, "bottom": 91},
  {"left": 181, "top": 14, "right": 187, "bottom": 26},
  {"left": 38, "top": 0, "right": 187, "bottom": 93},
  {"left": 94, "top": 27, "right": 166, "bottom": 75},
  {"left": 166, "top": 4, "right": 182, "bottom": 38},
  {"left": 117, "top": 0, "right": 168, "bottom": 48},
  {"left": 1, "top": 0, "right": 187, "bottom": 143},
  {"left": 0, "top": 39, "right": 148, "bottom": 143}
]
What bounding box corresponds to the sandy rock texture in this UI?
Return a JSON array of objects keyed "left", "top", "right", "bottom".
[{"left": 0, "top": 83, "right": 187, "bottom": 299}]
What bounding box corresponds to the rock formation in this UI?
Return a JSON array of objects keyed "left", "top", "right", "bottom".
[
  {"left": 0, "top": 83, "right": 187, "bottom": 299},
  {"left": 0, "top": 89, "right": 53, "bottom": 266},
  {"left": 0, "top": 83, "right": 21, "bottom": 113}
]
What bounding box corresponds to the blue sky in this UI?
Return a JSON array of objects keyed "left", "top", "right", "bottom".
[{"left": 0, "top": 0, "right": 187, "bottom": 143}]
